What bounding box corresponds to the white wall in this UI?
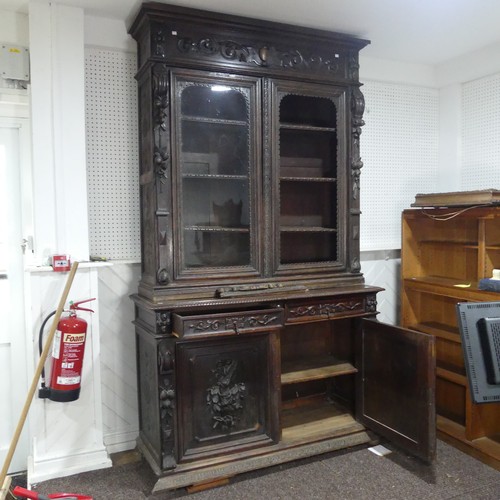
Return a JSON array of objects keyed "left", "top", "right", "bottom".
[{"left": 5, "top": 5, "right": 500, "bottom": 478}]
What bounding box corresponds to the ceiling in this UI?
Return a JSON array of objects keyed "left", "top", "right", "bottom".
[{"left": 1, "top": 0, "right": 500, "bottom": 65}]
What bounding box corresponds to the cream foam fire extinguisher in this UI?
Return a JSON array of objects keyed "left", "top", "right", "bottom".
[{"left": 38, "top": 298, "right": 95, "bottom": 402}]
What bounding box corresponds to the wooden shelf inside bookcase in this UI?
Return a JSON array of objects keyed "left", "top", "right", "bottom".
[
  {"left": 281, "top": 399, "right": 364, "bottom": 445},
  {"left": 410, "top": 321, "right": 460, "bottom": 343},
  {"left": 438, "top": 415, "right": 500, "bottom": 471},
  {"left": 281, "top": 356, "right": 357, "bottom": 385},
  {"left": 403, "top": 276, "right": 500, "bottom": 300}
]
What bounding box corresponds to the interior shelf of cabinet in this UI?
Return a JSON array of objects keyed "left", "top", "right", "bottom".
[
  {"left": 436, "top": 364, "right": 467, "bottom": 386},
  {"left": 281, "top": 355, "right": 357, "bottom": 385},
  {"left": 419, "top": 240, "right": 478, "bottom": 247},
  {"left": 181, "top": 115, "right": 247, "bottom": 126},
  {"left": 280, "top": 176, "right": 336, "bottom": 182},
  {"left": 410, "top": 321, "right": 460, "bottom": 343},
  {"left": 280, "top": 226, "right": 337, "bottom": 233},
  {"left": 182, "top": 173, "right": 248, "bottom": 180},
  {"left": 184, "top": 225, "right": 250, "bottom": 232},
  {"left": 417, "top": 240, "right": 500, "bottom": 251},
  {"left": 404, "top": 276, "right": 479, "bottom": 290},
  {"left": 281, "top": 399, "right": 364, "bottom": 445},
  {"left": 280, "top": 123, "right": 336, "bottom": 133},
  {"left": 438, "top": 415, "right": 500, "bottom": 465}
]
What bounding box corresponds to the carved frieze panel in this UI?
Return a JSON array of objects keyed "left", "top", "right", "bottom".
[
  {"left": 173, "top": 308, "right": 284, "bottom": 337},
  {"left": 148, "top": 22, "right": 351, "bottom": 81},
  {"left": 286, "top": 298, "right": 368, "bottom": 322}
]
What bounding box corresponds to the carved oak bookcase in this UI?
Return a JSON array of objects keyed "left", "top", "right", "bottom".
[{"left": 129, "top": 2, "right": 436, "bottom": 492}]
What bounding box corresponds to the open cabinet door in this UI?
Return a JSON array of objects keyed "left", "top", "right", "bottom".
[{"left": 357, "top": 318, "right": 436, "bottom": 462}]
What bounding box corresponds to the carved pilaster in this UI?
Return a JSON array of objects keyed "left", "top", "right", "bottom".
[
  {"left": 350, "top": 87, "right": 365, "bottom": 202},
  {"left": 158, "top": 340, "right": 176, "bottom": 470},
  {"left": 152, "top": 64, "right": 170, "bottom": 183}
]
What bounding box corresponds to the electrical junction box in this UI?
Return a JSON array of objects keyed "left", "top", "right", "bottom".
[{"left": 1, "top": 43, "right": 30, "bottom": 81}]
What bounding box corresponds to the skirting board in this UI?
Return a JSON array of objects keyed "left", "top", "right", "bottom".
[
  {"left": 152, "top": 431, "right": 375, "bottom": 493},
  {"left": 28, "top": 447, "right": 112, "bottom": 485},
  {"left": 104, "top": 430, "right": 139, "bottom": 455}
]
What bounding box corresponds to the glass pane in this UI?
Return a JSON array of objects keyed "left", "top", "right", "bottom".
[
  {"left": 280, "top": 94, "right": 336, "bottom": 127},
  {"left": 182, "top": 178, "right": 249, "bottom": 228},
  {"left": 181, "top": 121, "right": 248, "bottom": 176},
  {"left": 181, "top": 85, "right": 248, "bottom": 121},
  {"left": 281, "top": 232, "right": 337, "bottom": 264},
  {"left": 280, "top": 129, "right": 336, "bottom": 179},
  {"left": 278, "top": 92, "right": 338, "bottom": 265},
  {"left": 178, "top": 81, "right": 251, "bottom": 269},
  {"left": 184, "top": 231, "right": 250, "bottom": 267},
  {"left": 280, "top": 182, "right": 336, "bottom": 228}
]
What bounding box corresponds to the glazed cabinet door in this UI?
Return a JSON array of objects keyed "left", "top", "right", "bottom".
[
  {"left": 171, "top": 69, "right": 262, "bottom": 280},
  {"left": 357, "top": 318, "right": 436, "bottom": 462},
  {"left": 266, "top": 79, "right": 348, "bottom": 277}
]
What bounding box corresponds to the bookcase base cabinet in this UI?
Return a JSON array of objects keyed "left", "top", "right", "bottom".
[
  {"left": 133, "top": 287, "right": 436, "bottom": 492},
  {"left": 401, "top": 207, "right": 500, "bottom": 470}
]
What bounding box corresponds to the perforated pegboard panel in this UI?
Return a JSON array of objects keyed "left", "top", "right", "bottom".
[
  {"left": 462, "top": 73, "right": 500, "bottom": 189},
  {"left": 360, "top": 81, "right": 439, "bottom": 250},
  {"left": 85, "top": 48, "right": 140, "bottom": 261}
]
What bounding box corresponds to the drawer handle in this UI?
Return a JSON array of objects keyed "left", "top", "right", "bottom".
[{"left": 232, "top": 320, "right": 240, "bottom": 334}]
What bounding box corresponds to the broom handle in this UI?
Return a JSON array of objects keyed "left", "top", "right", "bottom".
[{"left": 0, "top": 261, "right": 79, "bottom": 487}]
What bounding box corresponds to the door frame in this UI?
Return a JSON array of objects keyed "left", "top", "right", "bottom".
[{"left": 0, "top": 106, "right": 33, "bottom": 473}]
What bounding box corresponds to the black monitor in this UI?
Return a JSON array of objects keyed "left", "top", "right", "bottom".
[{"left": 456, "top": 301, "right": 500, "bottom": 404}]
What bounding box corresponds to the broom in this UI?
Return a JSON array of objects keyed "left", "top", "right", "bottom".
[{"left": 0, "top": 262, "right": 79, "bottom": 500}]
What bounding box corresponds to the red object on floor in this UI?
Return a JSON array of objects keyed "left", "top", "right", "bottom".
[{"left": 12, "top": 486, "right": 93, "bottom": 500}]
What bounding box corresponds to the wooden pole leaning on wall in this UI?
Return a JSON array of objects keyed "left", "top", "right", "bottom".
[{"left": 0, "top": 262, "right": 79, "bottom": 500}]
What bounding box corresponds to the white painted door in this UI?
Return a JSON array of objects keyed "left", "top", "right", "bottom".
[{"left": 0, "top": 121, "right": 30, "bottom": 473}]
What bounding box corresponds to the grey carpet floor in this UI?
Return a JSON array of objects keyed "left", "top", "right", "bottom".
[{"left": 34, "top": 439, "right": 500, "bottom": 500}]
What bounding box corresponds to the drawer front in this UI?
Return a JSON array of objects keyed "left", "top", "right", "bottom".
[
  {"left": 173, "top": 308, "right": 284, "bottom": 338},
  {"left": 285, "top": 296, "right": 371, "bottom": 323}
]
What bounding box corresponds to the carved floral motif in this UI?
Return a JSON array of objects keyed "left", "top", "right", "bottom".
[{"left": 206, "top": 359, "right": 246, "bottom": 430}]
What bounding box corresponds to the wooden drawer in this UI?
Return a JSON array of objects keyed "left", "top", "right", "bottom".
[
  {"left": 173, "top": 308, "right": 284, "bottom": 338},
  {"left": 285, "top": 296, "right": 368, "bottom": 324}
]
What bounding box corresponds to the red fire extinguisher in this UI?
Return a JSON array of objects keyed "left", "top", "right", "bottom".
[{"left": 38, "top": 299, "right": 95, "bottom": 402}]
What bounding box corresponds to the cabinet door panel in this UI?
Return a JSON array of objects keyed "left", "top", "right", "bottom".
[
  {"left": 176, "top": 333, "right": 280, "bottom": 462},
  {"left": 357, "top": 318, "right": 436, "bottom": 462},
  {"left": 172, "top": 69, "right": 262, "bottom": 278}
]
